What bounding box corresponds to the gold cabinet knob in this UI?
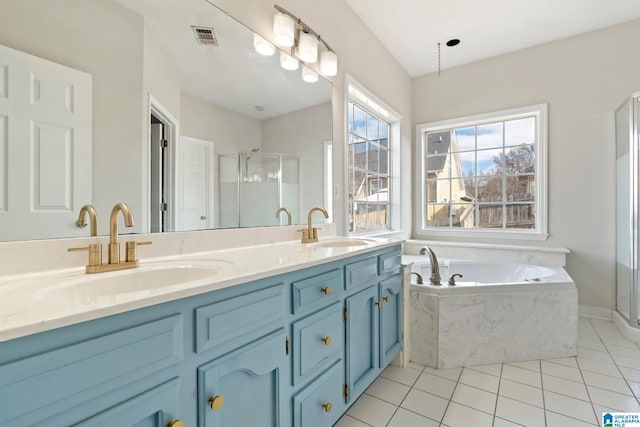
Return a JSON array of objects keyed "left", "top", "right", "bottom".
[
  {"left": 322, "top": 402, "right": 332, "bottom": 413},
  {"left": 321, "top": 336, "right": 332, "bottom": 346},
  {"left": 321, "top": 286, "right": 331, "bottom": 295},
  {"left": 209, "top": 395, "right": 224, "bottom": 411},
  {"left": 383, "top": 296, "right": 390, "bottom": 302},
  {"left": 375, "top": 301, "right": 382, "bottom": 307},
  {"left": 167, "top": 420, "right": 184, "bottom": 427}
]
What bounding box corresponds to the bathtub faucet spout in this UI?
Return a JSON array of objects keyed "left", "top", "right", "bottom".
[{"left": 419, "top": 246, "right": 441, "bottom": 286}]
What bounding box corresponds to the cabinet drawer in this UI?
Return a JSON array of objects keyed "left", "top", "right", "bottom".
[
  {"left": 0, "top": 315, "right": 183, "bottom": 424},
  {"left": 293, "top": 361, "right": 345, "bottom": 427},
  {"left": 195, "top": 283, "right": 286, "bottom": 353},
  {"left": 292, "top": 268, "right": 343, "bottom": 313},
  {"left": 292, "top": 302, "right": 344, "bottom": 385},
  {"left": 378, "top": 249, "right": 402, "bottom": 276},
  {"left": 344, "top": 257, "right": 378, "bottom": 290}
]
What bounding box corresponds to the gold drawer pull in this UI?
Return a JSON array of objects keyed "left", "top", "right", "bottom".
[
  {"left": 322, "top": 402, "right": 332, "bottom": 413},
  {"left": 383, "top": 296, "right": 390, "bottom": 302},
  {"left": 321, "top": 286, "right": 331, "bottom": 295},
  {"left": 375, "top": 301, "right": 381, "bottom": 307},
  {"left": 209, "top": 395, "right": 225, "bottom": 411},
  {"left": 321, "top": 336, "right": 332, "bottom": 346},
  {"left": 167, "top": 420, "right": 184, "bottom": 427}
]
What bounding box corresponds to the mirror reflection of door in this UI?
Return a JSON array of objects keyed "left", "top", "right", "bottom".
[
  {"left": 150, "top": 118, "right": 165, "bottom": 233},
  {"left": 178, "top": 136, "right": 214, "bottom": 231}
]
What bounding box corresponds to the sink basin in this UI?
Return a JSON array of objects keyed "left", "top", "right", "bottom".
[
  {"left": 32, "top": 259, "right": 233, "bottom": 300},
  {"left": 309, "top": 238, "right": 374, "bottom": 248}
]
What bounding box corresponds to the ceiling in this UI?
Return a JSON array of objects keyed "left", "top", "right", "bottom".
[{"left": 345, "top": 0, "right": 640, "bottom": 77}]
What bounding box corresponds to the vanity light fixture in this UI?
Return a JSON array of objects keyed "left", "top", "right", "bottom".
[
  {"left": 273, "top": 4, "right": 338, "bottom": 77},
  {"left": 280, "top": 51, "right": 299, "bottom": 70},
  {"left": 253, "top": 33, "right": 275, "bottom": 56},
  {"left": 301, "top": 66, "right": 318, "bottom": 83}
]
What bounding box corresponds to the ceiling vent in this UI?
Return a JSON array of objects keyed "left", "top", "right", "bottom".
[{"left": 192, "top": 26, "right": 218, "bottom": 46}]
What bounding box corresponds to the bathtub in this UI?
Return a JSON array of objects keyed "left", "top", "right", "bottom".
[{"left": 404, "top": 255, "right": 578, "bottom": 369}]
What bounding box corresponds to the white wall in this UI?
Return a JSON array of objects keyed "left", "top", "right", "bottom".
[
  {"left": 210, "top": 0, "right": 413, "bottom": 237},
  {"left": 413, "top": 19, "right": 640, "bottom": 310}
]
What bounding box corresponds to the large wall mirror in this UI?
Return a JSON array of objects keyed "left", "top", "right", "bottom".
[{"left": 0, "top": 0, "right": 333, "bottom": 241}]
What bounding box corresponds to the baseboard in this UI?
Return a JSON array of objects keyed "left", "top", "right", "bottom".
[
  {"left": 613, "top": 311, "right": 640, "bottom": 344},
  {"left": 578, "top": 304, "right": 613, "bottom": 320}
]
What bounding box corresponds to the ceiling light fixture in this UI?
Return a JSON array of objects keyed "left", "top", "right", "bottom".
[
  {"left": 273, "top": 4, "right": 338, "bottom": 77},
  {"left": 280, "top": 51, "right": 299, "bottom": 70},
  {"left": 253, "top": 33, "right": 275, "bottom": 56},
  {"left": 301, "top": 66, "right": 318, "bottom": 83}
]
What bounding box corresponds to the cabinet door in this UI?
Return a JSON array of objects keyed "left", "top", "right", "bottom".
[
  {"left": 76, "top": 378, "right": 181, "bottom": 427},
  {"left": 379, "top": 275, "right": 403, "bottom": 367},
  {"left": 345, "top": 284, "right": 379, "bottom": 403},
  {"left": 198, "top": 329, "right": 287, "bottom": 427}
]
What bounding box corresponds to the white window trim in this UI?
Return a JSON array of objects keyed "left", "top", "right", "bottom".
[
  {"left": 345, "top": 74, "right": 402, "bottom": 236},
  {"left": 414, "top": 103, "right": 548, "bottom": 241}
]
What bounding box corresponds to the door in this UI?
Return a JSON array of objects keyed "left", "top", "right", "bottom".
[
  {"left": 379, "top": 275, "right": 403, "bottom": 366},
  {"left": 198, "top": 329, "right": 287, "bottom": 427},
  {"left": 178, "top": 135, "right": 214, "bottom": 231},
  {"left": 150, "top": 121, "right": 164, "bottom": 232},
  {"left": 345, "top": 284, "right": 379, "bottom": 403},
  {"left": 0, "top": 43, "right": 92, "bottom": 240}
]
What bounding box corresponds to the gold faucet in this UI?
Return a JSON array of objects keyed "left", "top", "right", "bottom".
[
  {"left": 76, "top": 204, "right": 98, "bottom": 236},
  {"left": 299, "top": 206, "right": 329, "bottom": 243},
  {"left": 69, "top": 202, "right": 151, "bottom": 274},
  {"left": 276, "top": 207, "right": 292, "bottom": 225}
]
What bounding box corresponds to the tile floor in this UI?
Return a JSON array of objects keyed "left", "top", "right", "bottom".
[{"left": 334, "top": 317, "right": 640, "bottom": 427}]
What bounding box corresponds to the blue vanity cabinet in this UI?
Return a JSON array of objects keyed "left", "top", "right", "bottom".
[{"left": 379, "top": 274, "right": 403, "bottom": 367}]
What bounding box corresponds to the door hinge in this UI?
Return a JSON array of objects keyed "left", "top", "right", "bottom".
[
  {"left": 161, "top": 139, "right": 168, "bottom": 148},
  {"left": 161, "top": 202, "right": 168, "bottom": 211},
  {"left": 343, "top": 307, "right": 348, "bottom": 321},
  {"left": 285, "top": 336, "right": 290, "bottom": 356},
  {"left": 343, "top": 384, "right": 349, "bottom": 398}
]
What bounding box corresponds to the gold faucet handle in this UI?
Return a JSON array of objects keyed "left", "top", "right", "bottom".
[
  {"left": 68, "top": 244, "right": 103, "bottom": 269},
  {"left": 297, "top": 228, "right": 310, "bottom": 242},
  {"left": 125, "top": 241, "right": 152, "bottom": 263}
]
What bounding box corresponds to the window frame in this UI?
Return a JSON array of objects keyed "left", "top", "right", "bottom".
[{"left": 415, "top": 103, "right": 548, "bottom": 240}]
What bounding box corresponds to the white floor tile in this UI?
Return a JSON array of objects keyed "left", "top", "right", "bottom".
[
  {"left": 542, "top": 360, "right": 584, "bottom": 382},
  {"left": 467, "top": 363, "right": 502, "bottom": 377},
  {"left": 421, "top": 366, "right": 462, "bottom": 382},
  {"left": 545, "top": 411, "right": 598, "bottom": 427},
  {"left": 543, "top": 391, "right": 598, "bottom": 424},
  {"left": 493, "top": 417, "right": 525, "bottom": 427},
  {"left": 545, "top": 357, "right": 579, "bottom": 368},
  {"left": 333, "top": 414, "right": 371, "bottom": 427},
  {"left": 604, "top": 343, "right": 640, "bottom": 358},
  {"left": 346, "top": 394, "right": 396, "bottom": 427},
  {"left": 578, "top": 339, "right": 607, "bottom": 352},
  {"left": 599, "top": 335, "right": 638, "bottom": 349},
  {"left": 450, "top": 383, "right": 497, "bottom": 414},
  {"left": 381, "top": 365, "right": 421, "bottom": 387},
  {"left": 578, "top": 347, "right": 614, "bottom": 364},
  {"left": 592, "top": 404, "right": 619, "bottom": 427},
  {"left": 386, "top": 407, "right": 439, "bottom": 427},
  {"left": 542, "top": 374, "right": 590, "bottom": 401},
  {"left": 506, "top": 360, "right": 541, "bottom": 373},
  {"left": 442, "top": 402, "right": 493, "bottom": 427},
  {"left": 413, "top": 371, "right": 457, "bottom": 399},
  {"left": 577, "top": 358, "right": 623, "bottom": 378},
  {"left": 400, "top": 388, "right": 448, "bottom": 422},
  {"left": 458, "top": 368, "right": 500, "bottom": 393},
  {"left": 495, "top": 396, "right": 545, "bottom": 427},
  {"left": 365, "top": 376, "right": 410, "bottom": 405},
  {"left": 499, "top": 378, "right": 544, "bottom": 408},
  {"left": 586, "top": 386, "right": 640, "bottom": 412},
  {"left": 628, "top": 380, "right": 640, "bottom": 398},
  {"left": 581, "top": 370, "right": 633, "bottom": 396},
  {"left": 611, "top": 353, "right": 640, "bottom": 370},
  {"left": 501, "top": 364, "right": 542, "bottom": 388},
  {"left": 407, "top": 361, "right": 426, "bottom": 371},
  {"left": 620, "top": 366, "right": 640, "bottom": 382}
]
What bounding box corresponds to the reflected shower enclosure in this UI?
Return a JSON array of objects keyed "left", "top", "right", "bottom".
[
  {"left": 219, "top": 153, "right": 300, "bottom": 227},
  {"left": 616, "top": 92, "right": 640, "bottom": 327}
]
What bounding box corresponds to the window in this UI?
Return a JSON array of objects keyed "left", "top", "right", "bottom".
[
  {"left": 347, "top": 99, "right": 391, "bottom": 233},
  {"left": 418, "top": 104, "right": 547, "bottom": 239}
]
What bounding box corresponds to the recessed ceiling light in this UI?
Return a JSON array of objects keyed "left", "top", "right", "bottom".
[{"left": 446, "top": 38, "right": 461, "bottom": 47}]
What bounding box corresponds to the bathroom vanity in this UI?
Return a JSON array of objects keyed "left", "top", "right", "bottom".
[{"left": 0, "top": 240, "right": 402, "bottom": 427}]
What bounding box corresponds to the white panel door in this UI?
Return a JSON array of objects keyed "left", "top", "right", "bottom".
[
  {"left": 0, "top": 44, "right": 92, "bottom": 240},
  {"left": 178, "top": 136, "right": 214, "bottom": 231}
]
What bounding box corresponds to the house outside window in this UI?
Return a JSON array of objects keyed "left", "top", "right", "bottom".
[
  {"left": 347, "top": 100, "right": 391, "bottom": 233},
  {"left": 417, "top": 104, "right": 548, "bottom": 239}
]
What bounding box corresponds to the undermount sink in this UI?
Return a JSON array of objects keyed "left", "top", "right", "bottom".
[
  {"left": 32, "top": 259, "right": 234, "bottom": 300},
  {"left": 309, "top": 238, "right": 374, "bottom": 248}
]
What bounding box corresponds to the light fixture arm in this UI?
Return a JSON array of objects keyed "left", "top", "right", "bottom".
[{"left": 273, "top": 4, "right": 336, "bottom": 54}]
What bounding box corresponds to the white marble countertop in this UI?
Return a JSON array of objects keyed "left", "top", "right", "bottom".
[{"left": 0, "top": 236, "right": 402, "bottom": 343}]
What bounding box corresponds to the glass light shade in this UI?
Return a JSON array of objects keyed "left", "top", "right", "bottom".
[
  {"left": 273, "top": 12, "right": 295, "bottom": 47},
  {"left": 320, "top": 51, "right": 338, "bottom": 76},
  {"left": 253, "top": 33, "right": 275, "bottom": 56},
  {"left": 298, "top": 32, "right": 318, "bottom": 63},
  {"left": 301, "top": 66, "right": 318, "bottom": 83},
  {"left": 280, "top": 51, "right": 299, "bottom": 70}
]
